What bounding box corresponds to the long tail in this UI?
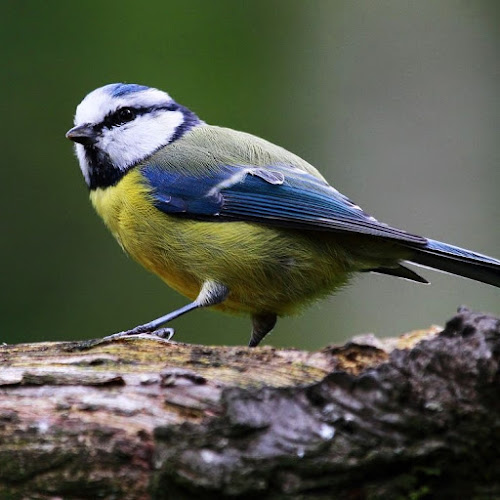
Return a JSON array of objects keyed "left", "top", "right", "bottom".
[{"left": 408, "top": 239, "right": 500, "bottom": 287}]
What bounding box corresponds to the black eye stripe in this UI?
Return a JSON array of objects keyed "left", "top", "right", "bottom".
[{"left": 97, "top": 104, "right": 179, "bottom": 132}]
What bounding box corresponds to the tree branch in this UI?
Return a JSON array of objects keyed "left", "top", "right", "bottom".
[{"left": 1, "top": 307, "right": 499, "bottom": 499}]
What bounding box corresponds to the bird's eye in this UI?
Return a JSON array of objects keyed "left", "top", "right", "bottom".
[{"left": 112, "top": 107, "right": 136, "bottom": 126}]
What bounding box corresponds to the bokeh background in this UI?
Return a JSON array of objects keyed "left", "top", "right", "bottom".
[{"left": 2, "top": 1, "right": 499, "bottom": 350}]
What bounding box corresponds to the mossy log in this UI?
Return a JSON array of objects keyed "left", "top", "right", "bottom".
[{"left": 1, "top": 307, "right": 499, "bottom": 499}]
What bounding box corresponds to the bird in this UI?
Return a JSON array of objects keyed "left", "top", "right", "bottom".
[{"left": 66, "top": 83, "right": 500, "bottom": 347}]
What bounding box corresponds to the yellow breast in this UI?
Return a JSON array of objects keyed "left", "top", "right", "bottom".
[{"left": 90, "top": 170, "right": 202, "bottom": 300}]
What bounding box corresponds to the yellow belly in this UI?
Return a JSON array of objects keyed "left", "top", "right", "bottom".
[{"left": 90, "top": 170, "right": 363, "bottom": 316}]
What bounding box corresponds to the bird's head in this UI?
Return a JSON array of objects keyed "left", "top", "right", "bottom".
[{"left": 66, "top": 83, "right": 200, "bottom": 189}]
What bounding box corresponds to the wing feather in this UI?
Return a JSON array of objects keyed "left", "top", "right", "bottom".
[{"left": 141, "top": 159, "right": 426, "bottom": 245}]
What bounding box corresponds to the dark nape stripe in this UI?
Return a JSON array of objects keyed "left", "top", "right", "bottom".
[{"left": 169, "top": 104, "right": 200, "bottom": 143}]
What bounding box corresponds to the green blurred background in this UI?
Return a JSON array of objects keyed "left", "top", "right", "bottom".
[{"left": 2, "top": 1, "right": 499, "bottom": 350}]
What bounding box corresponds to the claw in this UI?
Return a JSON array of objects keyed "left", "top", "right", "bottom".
[
  {"left": 150, "top": 328, "right": 175, "bottom": 341},
  {"left": 102, "top": 327, "right": 175, "bottom": 342}
]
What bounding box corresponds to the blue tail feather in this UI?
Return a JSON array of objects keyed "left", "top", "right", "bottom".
[{"left": 408, "top": 239, "right": 500, "bottom": 287}]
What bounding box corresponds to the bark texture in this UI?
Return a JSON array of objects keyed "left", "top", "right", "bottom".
[{"left": 1, "top": 307, "right": 499, "bottom": 499}]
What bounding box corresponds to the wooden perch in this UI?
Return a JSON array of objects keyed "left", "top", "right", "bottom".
[{"left": 1, "top": 307, "right": 500, "bottom": 499}]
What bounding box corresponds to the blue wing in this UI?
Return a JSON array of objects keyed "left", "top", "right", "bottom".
[
  {"left": 141, "top": 162, "right": 426, "bottom": 245},
  {"left": 140, "top": 160, "right": 500, "bottom": 286}
]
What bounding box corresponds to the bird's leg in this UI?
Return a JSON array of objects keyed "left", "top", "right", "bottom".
[
  {"left": 103, "top": 281, "right": 229, "bottom": 341},
  {"left": 249, "top": 313, "right": 277, "bottom": 347}
]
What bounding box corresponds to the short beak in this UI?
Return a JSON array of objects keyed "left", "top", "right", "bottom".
[{"left": 65, "top": 124, "right": 96, "bottom": 145}]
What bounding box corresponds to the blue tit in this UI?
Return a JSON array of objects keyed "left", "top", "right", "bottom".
[{"left": 66, "top": 83, "right": 500, "bottom": 347}]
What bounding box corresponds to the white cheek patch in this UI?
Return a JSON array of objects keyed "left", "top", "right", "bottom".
[{"left": 97, "top": 110, "right": 185, "bottom": 170}]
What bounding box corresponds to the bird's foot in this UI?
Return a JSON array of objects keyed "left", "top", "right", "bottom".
[{"left": 102, "top": 326, "right": 175, "bottom": 342}]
